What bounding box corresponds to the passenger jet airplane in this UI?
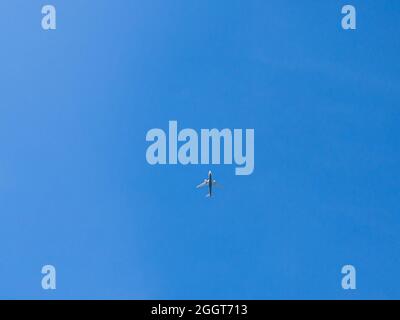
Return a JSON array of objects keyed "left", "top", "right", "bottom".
[{"left": 196, "top": 171, "right": 220, "bottom": 197}]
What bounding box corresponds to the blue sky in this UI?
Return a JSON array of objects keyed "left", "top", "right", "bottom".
[{"left": 0, "top": 0, "right": 400, "bottom": 299}]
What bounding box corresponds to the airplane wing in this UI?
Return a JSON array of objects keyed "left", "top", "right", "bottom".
[
  {"left": 213, "top": 180, "right": 222, "bottom": 188},
  {"left": 196, "top": 180, "right": 208, "bottom": 188}
]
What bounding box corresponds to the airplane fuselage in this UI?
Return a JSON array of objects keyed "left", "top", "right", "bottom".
[{"left": 208, "top": 172, "right": 212, "bottom": 197}]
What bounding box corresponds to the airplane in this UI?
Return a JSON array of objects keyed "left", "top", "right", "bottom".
[{"left": 196, "top": 170, "right": 220, "bottom": 197}]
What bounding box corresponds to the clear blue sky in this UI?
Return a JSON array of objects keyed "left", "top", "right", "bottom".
[{"left": 1, "top": 0, "right": 400, "bottom": 299}]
